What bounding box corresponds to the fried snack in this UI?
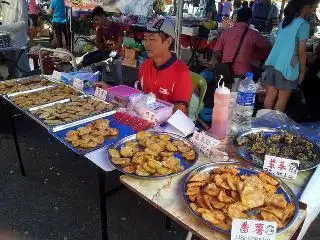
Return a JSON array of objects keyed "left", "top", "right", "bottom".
[
  {"left": 0, "top": 77, "right": 51, "bottom": 94},
  {"left": 185, "top": 165, "right": 295, "bottom": 231},
  {"left": 65, "top": 119, "right": 119, "bottom": 149},
  {"left": 183, "top": 149, "right": 196, "bottom": 161},
  {"left": 109, "top": 149, "right": 120, "bottom": 159},
  {"left": 32, "top": 97, "right": 114, "bottom": 125},
  {"left": 109, "top": 132, "right": 196, "bottom": 177},
  {"left": 12, "top": 85, "right": 78, "bottom": 108}
]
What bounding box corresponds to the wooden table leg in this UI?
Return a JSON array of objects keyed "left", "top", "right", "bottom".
[{"left": 99, "top": 169, "right": 108, "bottom": 240}]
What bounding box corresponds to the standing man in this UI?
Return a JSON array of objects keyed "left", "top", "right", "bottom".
[
  {"left": 139, "top": 17, "right": 193, "bottom": 114},
  {"left": 252, "top": 0, "right": 279, "bottom": 33},
  {"left": 214, "top": 7, "right": 271, "bottom": 79},
  {"left": 0, "top": 0, "right": 31, "bottom": 78},
  {"left": 49, "top": 0, "right": 70, "bottom": 49}
]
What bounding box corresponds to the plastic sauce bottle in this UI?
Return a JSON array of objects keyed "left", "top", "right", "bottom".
[{"left": 211, "top": 77, "right": 231, "bottom": 140}]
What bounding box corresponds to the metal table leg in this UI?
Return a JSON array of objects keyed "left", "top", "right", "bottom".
[
  {"left": 99, "top": 169, "right": 108, "bottom": 240},
  {"left": 8, "top": 105, "right": 26, "bottom": 176}
]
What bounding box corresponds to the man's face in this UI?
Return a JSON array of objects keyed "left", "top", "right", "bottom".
[
  {"left": 143, "top": 32, "right": 171, "bottom": 59},
  {"left": 93, "top": 15, "right": 106, "bottom": 29}
]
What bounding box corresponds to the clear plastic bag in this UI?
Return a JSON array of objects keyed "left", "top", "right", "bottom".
[{"left": 252, "top": 110, "right": 320, "bottom": 145}]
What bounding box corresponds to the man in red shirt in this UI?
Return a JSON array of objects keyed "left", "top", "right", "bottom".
[
  {"left": 214, "top": 7, "right": 271, "bottom": 78},
  {"left": 139, "top": 17, "right": 193, "bottom": 114}
]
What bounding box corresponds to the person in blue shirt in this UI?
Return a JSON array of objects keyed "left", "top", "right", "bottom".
[
  {"left": 49, "top": 0, "right": 70, "bottom": 49},
  {"left": 263, "top": 0, "right": 319, "bottom": 112}
]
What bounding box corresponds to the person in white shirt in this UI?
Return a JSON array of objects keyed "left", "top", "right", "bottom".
[
  {"left": 222, "top": 0, "right": 233, "bottom": 17},
  {"left": 0, "top": 0, "right": 31, "bottom": 78}
]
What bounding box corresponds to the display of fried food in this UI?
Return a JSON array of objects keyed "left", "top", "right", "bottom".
[
  {"left": 185, "top": 165, "right": 295, "bottom": 231},
  {"left": 236, "top": 130, "right": 318, "bottom": 170},
  {"left": 109, "top": 131, "right": 197, "bottom": 177},
  {"left": 64, "top": 119, "right": 118, "bottom": 149},
  {"left": 0, "top": 77, "right": 51, "bottom": 94},
  {"left": 32, "top": 97, "right": 114, "bottom": 125},
  {"left": 11, "top": 84, "right": 78, "bottom": 108}
]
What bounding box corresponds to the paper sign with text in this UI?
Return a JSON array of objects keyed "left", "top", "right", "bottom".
[
  {"left": 263, "top": 155, "right": 300, "bottom": 180},
  {"left": 73, "top": 78, "right": 84, "bottom": 90},
  {"left": 231, "top": 219, "right": 277, "bottom": 240},
  {"left": 94, "top": 87, "right": 108, "bottom": 101},
  {"left": 142, "top": 109, "right": 156, "bottom": 123},
  {"left": 190, "top": 131, "right": 220, "bottom": 157},
  {"left": 52, "top": 70, "right": 61, "bottom": 81}
]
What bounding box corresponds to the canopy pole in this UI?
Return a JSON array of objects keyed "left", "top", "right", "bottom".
[
  {"left": 174, "top": 0, "right": 184, "bottom": 59},
  {"left": 279, "top": 0, "right": 286, "bottom": 20}
]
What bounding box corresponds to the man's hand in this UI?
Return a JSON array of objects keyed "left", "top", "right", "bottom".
[
  {"left": 174, "top": 103, "right": 189, "bottom": 115},
  {"left": 299, "top": 72, "right": 305, "bottom": 83}
]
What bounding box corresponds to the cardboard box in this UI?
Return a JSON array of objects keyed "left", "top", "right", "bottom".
[
  {"left": 124, "top": 47, "right": 138, "bottom": 60},
  {"left": 122, "top": 58, "right": 137, "bottom": 68}
]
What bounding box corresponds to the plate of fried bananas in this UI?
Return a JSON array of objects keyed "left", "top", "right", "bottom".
[
  {"left": 108, "top": 131, "right": 198, "bottom": 178},
  {"left": 182, "top": 162, "right": 298, "bottom": 234}
]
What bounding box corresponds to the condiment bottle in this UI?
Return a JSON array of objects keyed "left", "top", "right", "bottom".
[{"left": 211, "top": 76, "right": 231, "bottom": 140}]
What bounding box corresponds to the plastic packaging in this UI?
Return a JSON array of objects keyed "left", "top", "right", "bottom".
[
  {"left": 211, "top": 76, "right": 230, "bottom": 139},
  {"left": 106, "top": 85, "right": 141, "bottom": 107},
  {"left": 127, "top": 93, "right": 174, "bottom": 124},
  {"left": 230, "top": 72, "right": 257, "bottom": 134}
]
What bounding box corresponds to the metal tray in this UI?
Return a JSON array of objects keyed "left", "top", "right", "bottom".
[
  {"left": 29, "top": 96, "right": 116, "bottom": 132},
  {"left": 182, "top": 162, "right": 299, "bottom": 234},
  {"left": 8, "top": 84, "right": 83, "bottom": 110},
  {"left": 0, "top": 75, "right": 58, "bottom": 97},
  {"left": 108, "top": 131, "right": 199, "bottom": 179},
  {"left": 233, "top": 127, "right": 320, "bottom": 171},
  {"left": 52, "top": 116, "right": 136, "bottom": 155}
]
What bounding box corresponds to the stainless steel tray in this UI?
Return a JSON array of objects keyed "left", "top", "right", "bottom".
[
  {"left": 29, "top": 96, "right": 116, "bottom": 132},
  {"left": 0, "top": 75, "right": 58, "bottom": 97},
  {"left": 108, "top": 131, "right": 199, "bottom": 179},
  {"left": 233, "top": 127, "right": 320, "bottom": 171},
  {"left": 182, "top": 162, "right": 299, "bottom": 234}
]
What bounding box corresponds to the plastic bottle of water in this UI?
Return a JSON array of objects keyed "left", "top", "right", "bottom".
[{"left": 230, "top": 72, "right": 257, "bottom": 134}]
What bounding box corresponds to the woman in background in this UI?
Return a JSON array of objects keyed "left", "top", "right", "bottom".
[
  {"left": 232, "top": 0, "right": 242, "bottom": 21},
  {"left": 263, "top": 0, "right": 319, "bottom": 112},
  {"left": 222, "top": 0, "right": 233, "bottom": 17}
]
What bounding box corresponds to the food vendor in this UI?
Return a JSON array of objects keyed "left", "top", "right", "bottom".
[{"left": 138, "top": 17, "right": 193, "bottom": 115}]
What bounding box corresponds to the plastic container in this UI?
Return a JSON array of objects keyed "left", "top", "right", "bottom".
[
  {"left": 230, "top": 72, "right": 257, "bottom": 134},
  {"left": 106, "top": 85, "right": 141, "bottom": 107},
  {"left": 211, "top": 77, "right": 230, "bottom": 140}
]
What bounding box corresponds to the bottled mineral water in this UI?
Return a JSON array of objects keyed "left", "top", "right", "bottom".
[{"left": 230, "top": 72, "right": 256, "bottom": 134}]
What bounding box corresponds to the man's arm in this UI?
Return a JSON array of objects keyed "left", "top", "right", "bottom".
[
  {"left": 174, "top": 103, "right": 189, "bottom": 115},
  {"left": 172, "top": 67, "right": 193, "bottom": 116},
  {"left": 213, "top": 33, "right": 224, "bottom": 63},
  {"left": 298, "top": 40, "right": 307, "bottom": 83},
  {"left": 49, "top": 0, "right": 54, "bottom": 14},
  {"left": 254, "top": 33, "right": 272, "bottom": 60}
]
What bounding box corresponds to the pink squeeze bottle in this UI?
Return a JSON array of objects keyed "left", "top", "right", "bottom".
[{"left": 211, "top": 77, "right": 231, "bottom": 140}]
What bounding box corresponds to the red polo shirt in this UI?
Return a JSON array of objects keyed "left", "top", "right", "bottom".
[{"left": 138, "top": 55, "right": 192, "bottom": 104}]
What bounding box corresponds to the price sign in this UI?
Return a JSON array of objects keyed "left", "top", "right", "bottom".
[
  {"left": 190, "top": 131, "right": 220, "bottom": 157},
  {"left": 94, "top": 87, "right": 108, "bottom": 101},
  {"left": 231, "top": 219, "right": 277, "bottom": 240},
  {"left": 52, "top": 70, "right": 61, "bottom": 81},
  {"left": 263, "top": 155, "right": 300, "bottom": 180},
  {"left": 73, "top": 78, "right": 84, "bottom": 90}
]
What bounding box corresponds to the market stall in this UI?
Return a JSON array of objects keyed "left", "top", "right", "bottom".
[{"left": 1, "top": 46, "right": 320, "bottom": 240}]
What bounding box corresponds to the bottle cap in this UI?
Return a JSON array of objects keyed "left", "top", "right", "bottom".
[
  {"left": 216, "top": 75, "right": 230, "bottom": 95},
  {"left": 246, "top": 72, "right": 254, "bottom": 79}
]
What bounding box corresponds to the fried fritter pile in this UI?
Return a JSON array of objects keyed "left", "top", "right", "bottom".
[
  {"left": 237, "top": 131, "right": 317, "bottom": 169},
  {"left": 33, "top": 97, "right": 114, "bottom": 125},
  {"left": 108, "top": 131, "right": 196, "bottom": 177},
  {"left": 0, "top": 77, "right": 51, "bottom": 94},
  {"left": 11, "top": 85, "right": 78, "bottom": 108},
  {"left": 186, "top": 165, "right": 295, "bottom": 231},
  {"left": 65, "top": 119, "right": 118, "bottom": 149}
]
